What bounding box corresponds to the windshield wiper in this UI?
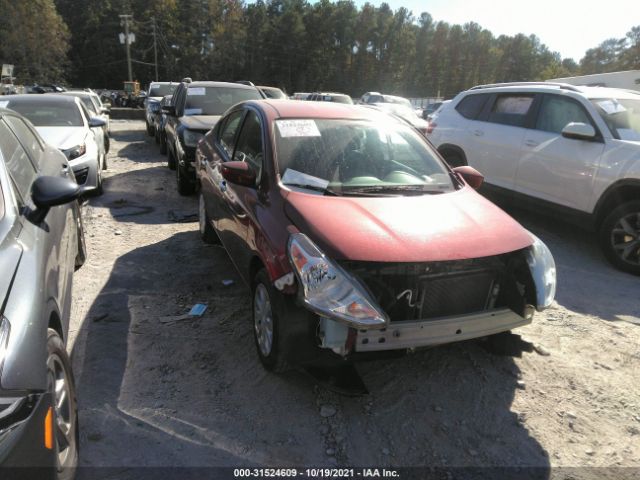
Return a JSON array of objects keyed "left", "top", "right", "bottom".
[
  {"left": 283, "top": 183, "right": 338, "bottom": 196},
  {"left": 343, "top": 185, "right": 445, "bottom": 195}
]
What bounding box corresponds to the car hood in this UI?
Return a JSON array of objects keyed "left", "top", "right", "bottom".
[
  {"left": 283, "top": 187, "right": 533, "bottom": 262},
  {"left": 36, "top": 127, "right": 87, "bottom": 150},
  {"left": 180, "top": 115, "right": 221, "bottom": 131}
]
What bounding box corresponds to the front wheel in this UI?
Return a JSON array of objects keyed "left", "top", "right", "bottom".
[
  {"left": 146, "top": 121, "right": 154, "bottom": 136},
  {"left": 176, "top": 161, "right": 194, "bottom": 196},
  {"left": 46, "top": 329, "right": 79, "bottom": 480},
  {"left": 198, "top": 192, "right": 220, "bottom": 244},
  {"left": 74, "top": 209, "right": 87, "bottom": 270},
  {"left": 599, "top": 200, "right": 640, "bottom": 275},
  {"left": 253, "top": 269, "right": 287, "bottom": 372}
]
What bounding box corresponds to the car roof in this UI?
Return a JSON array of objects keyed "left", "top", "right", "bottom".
[
  {"left": 187, "top": 81, "right": 258, "bottom": 90},
  {"left": 246, "top": 99, "right": 391, "bottom": 121},
  {"left": 465, "top": 82, "right": 640, "bottom": 100}
]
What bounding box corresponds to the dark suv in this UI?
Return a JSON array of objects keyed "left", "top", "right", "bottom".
[{"left": 163, "top": 80, "right": 264, "bottom": 195}]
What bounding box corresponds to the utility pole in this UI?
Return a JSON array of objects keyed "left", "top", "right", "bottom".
[
  {"left": 119, "top": 14, "right": 133, "bottom": 82},
  {"left": 151, "top": 17, "right": 158, "bottom": 81}
]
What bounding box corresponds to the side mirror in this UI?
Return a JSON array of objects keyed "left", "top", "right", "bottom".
[
  {"left": 89, "top": 117, "right": 106, "bottom": 128},
  {"left": 29, "top": 176, "right": 81, "bottom": 224},
  {"left": 221, "top": 161, "right": 256, "bottom": 187},
  {"left": 561, "top": 122, "right": 596, "bottom": 140},
  {"left": 162, "top": 105, "right": 176, "bottom": 116},
  {"left": 452, "top": 165, "right": 484, "bottom": 190}
]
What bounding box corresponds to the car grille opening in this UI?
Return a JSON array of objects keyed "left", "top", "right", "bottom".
[
  {"left": 73, "top": 167, "right": 89, "bottom": 185},
  {"left": 339, "top": 253, "right": 532, "bottom": 322}
]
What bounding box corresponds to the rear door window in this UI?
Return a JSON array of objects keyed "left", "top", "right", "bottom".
[{"left": 486, "top": 94, "right": 535, "bottom": 127}]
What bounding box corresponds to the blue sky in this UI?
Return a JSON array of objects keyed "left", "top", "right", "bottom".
[{"left": 352, "top": 0, "right": 639, "bottom": 61}]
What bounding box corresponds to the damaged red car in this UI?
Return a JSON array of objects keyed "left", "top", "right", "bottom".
[{"left": 195, "top": 100, "right": 556, "bottom": 370}]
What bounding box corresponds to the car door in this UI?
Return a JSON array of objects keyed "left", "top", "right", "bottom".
[
  {"left": 0, "top": 118, "right": 72, "bottom": 312},
  {"left": 203, "top": 109, "right": 246, "bottom": 257},
  {"left": 469, "top": 92, "right": 536, "bottom": 190},
  {"left": 515, "top": 93, "right": 606, "bottom": 212},
  {"left": 165, "top": 85, "right": 185, "bottom": 157}
]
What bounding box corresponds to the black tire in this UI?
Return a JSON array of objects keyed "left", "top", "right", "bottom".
[
  {"left": 176, "top": 161, "right": 194, "bottom": 195},
  {"left": 198, "top": 192, "right": 220, "bottom": 244},
  {"left": 154, "top": 127, "right": 161, "bottom": 144},
  {"left": 166, "top": 142, "right": 174, "bottom": 167},
  {"left": 74, "top": 210, "right": 87, "bottom": 270},
  {"left": 146, "top": 121, "right": 154, "bottom": 136},
  {"left": 46, "top": 329, "right": 79, "bottom": 480},
  {"left": 599, "top": 200, "right": 640, "bottom": 275},
  {"left": 252, "top": 269, "right": 287, "bottom": 372},
  {"left": 104, "top": 135, "right": 110, "bottom": 155},
  {"left": 102, "top": 151, "right": 108, "bottom": 170}
]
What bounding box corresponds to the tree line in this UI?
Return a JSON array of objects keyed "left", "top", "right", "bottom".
[{"left": 1, "top": 0, "right": 639, "bottom": 98}]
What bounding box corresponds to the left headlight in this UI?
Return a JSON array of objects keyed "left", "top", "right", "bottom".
[
  {"left": 525, "top": 235, "right": 556, "bottom": 310},
  {"left": 62, "top": 143, "right": 87, "bottom": 160},
  {"left": 0, "top": 316, "right": 10, "bottom": 372},
  {"left": 183, "top": 129, "right": 204, "bottom": 147},
  {"left": 288, "top": 233, "right": 388, "bottom": 329}
]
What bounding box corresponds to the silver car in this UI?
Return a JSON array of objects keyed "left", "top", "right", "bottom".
[
  {"left": 1, "top": 95, "right": 107, "bottom": 194},
  {"left": 0, "top": 107, "right": 86, "bottom": 476}
]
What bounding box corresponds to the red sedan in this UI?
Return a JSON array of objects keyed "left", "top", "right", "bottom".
[{"left": 195, "top": 100, "right": 556, "bottom": 371}]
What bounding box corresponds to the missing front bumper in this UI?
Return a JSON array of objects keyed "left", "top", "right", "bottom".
[{"left": 354, "top": 308, "right": 531, "bottom": 352}]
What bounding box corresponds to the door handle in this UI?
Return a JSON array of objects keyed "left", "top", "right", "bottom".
[
  {"left": 219, "top": 180, "right": 227, "bottom": 193},
  {"left": 472, "top": 130, "right": 484, "bottom": 137},
  {"left": 525, "top": 140, "right": 539, "bottom": 147}
]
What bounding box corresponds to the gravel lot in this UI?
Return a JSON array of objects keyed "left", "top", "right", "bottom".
[{"left": 69, "top": 120, "right": 640, "bottom": 479}]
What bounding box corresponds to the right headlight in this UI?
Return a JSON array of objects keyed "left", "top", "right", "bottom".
[
  {"left": 62, "top": 143, "right": 87, "bottom": 160},
  {"left": 525, "top": 235, "right": 556, "bottom": 310},
  {"left": 288, "top": 233, "right": 388, "bottom": 329}
]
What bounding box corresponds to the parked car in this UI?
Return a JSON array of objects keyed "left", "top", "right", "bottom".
[
  {"left": 155, "top": 94, "right": 173, "bottom": 152},
  {"left": 369, "top": 102, "right": 430, "bottom": 135},
  {"left": 306, "top": 92, "right": 353, "bottom": 104},
  {"left": 0, "top": 107, "right": 85, "bottom": 476},
  {"left": 2, "top": 94, "right": 107, "bottom": 194},
  {"left": 427, "top": 82, "right": 640, "bottom": 274},
  {"left": 292, "top": 92, "right": 311, "bottom": 100},
  {"left": 359, "top": 92, "right": 412, "bottom": 108},
  {"left": 163, "top": 80, "right": 264, "bottom": 195},
  {"left": 421, "top": 101, "right": 443, "bottom": 120},
  {"left": 195, "top": 100, "right": 556, "bottom": 371},
  {"left": 58, "top": 90, "right": 111, "bottom": 155},
  {"left": 258, "top": 86, "right": 287, "bottom": 99},
  {"left": 145, "top": 82, "right": 177, "bottom": 136}
]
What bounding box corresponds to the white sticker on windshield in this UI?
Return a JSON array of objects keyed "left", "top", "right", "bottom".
[
  {"left": 0, "top": 101, "right": 9, "bottom": 109},
  {"left": 276, "top": 119, "right": 321, "bottom": 138},
  {"left": 282, "top": 168, "right": 329, "bottom": 190},
  {"left": 187, "top": 87, "right": 206, "bottom": 96},
  {"left": 597, "top": 99, "right": 626, "bottom": 115},
  {"left": 184, "top": 108, "right": 202, "bottom": 115}
]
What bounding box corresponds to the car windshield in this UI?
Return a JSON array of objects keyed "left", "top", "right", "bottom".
[
  {"left": 591, "top": 97, "right": 640, "bottom": 141},
  {"left": 185, "top": 86, "right": 262, "bottom": 116},
  {"left": 149, "top": 84, "right": 176, "bottom": 97},
  {"left": 3, "top": 100, "right": 83, "bottom": 127},
  {"left": 383, "top": 96, "right": 412, "bottom": 108},
  {"left": 326, "top": 95, "right": 353, "bottom": 104},
  {"left": 261, "top": 87, "right": 287, "bottom": 99},
  {"left": 374, "top": 103, "right": 419, "bottom": 120},
  {"left": 274, "top": 118, "right": 453, "bottom": 195}
]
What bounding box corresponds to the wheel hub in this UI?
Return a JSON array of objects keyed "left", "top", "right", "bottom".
[
  {"left": 47, "top": 353, "right": 75, "bottom": 470},
  {"left": 254, "top": 284, "right": 274, "bottom": 357},
  {"left": 611, "top": 212, "right": 640, "bottom": 266}
]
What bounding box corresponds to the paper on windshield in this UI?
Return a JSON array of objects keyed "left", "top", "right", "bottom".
[
  {"left": 282, "top": 168, "right": 329, "bottom": 190},
  {"left": 597, "top": 100, "right": 626, "bottom": 115},
  {"left": 184, "top": 108, "right": 202, "bottom": 115},
  {"left": 0, "top": 101, "right": 9, "bottom": 109},
  {"left": 276, "top": 119, "right": 321, "bottom": 138},
  {"left": 187, "top": 87, "right": 206, "bottom": 96}
]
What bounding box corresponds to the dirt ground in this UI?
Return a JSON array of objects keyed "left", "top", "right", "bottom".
[{"left": 69, "top": 120, "right": 640, "bottom": 479}]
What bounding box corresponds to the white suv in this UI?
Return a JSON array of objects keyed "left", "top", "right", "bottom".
[{"left": 428, "top": 82, "right": 640, "bottom": 274}]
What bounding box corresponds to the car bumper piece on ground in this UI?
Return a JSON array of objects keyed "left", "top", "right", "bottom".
[{"left": 354, "top": 308, "right": 531, "bottom": 352}]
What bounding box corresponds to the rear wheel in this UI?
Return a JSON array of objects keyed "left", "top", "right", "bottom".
[
  {"left": 199, "top": 192, "right": 220, "bottom": 244},
  {"left": 46, "top": 329, "right": 78, "bottom": 480},
  {"left": 599, "top": 200, "right": 640, "bottom": 275},
  {"left": 253, "top": 269, "right": 287, "bottom": 372}
]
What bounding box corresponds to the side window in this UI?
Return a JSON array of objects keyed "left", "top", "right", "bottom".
[
  {"left": 455, "top": 93, "right": 490, "bottom": 120},
  {"left": 217, "top": 111, "right": 244, "bottom": 158},
  {"left": 535, "top": 95, "right": 594, "bottom": 134},
  {"left": 4, "top": 116, "right": 44, "bottom": 165},
  {"left": 0, "top": 121, "right": 37, "bottom": 203},
  {"left": 487, "top": 94, "right": 535, "bottom": 127},
  {"left": 233, "top": 111, "right": 264, "bottom": 181}
]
